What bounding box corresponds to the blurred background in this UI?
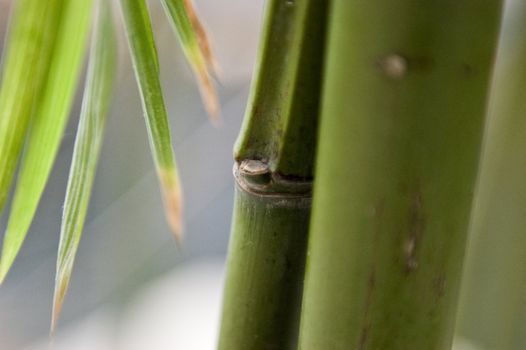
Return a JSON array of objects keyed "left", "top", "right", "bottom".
[
  {"left": 0, "top": 0, "right": 264, "bottom": 349},
  {"left": 1, "top": 0, "right": 526, "bottom": 350}
]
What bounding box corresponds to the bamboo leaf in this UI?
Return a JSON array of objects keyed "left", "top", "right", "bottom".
[
  {"left": 52, "top": 0, "right": 116, "bottom": 331},
  {"left": 160, "top": 0, "right": 220, "bottom": 123},
  {"left": 0, "top": 0, "right": 63, "bottom": 218},
  {"left": 120, "top": 0, "right": 183, "bottom": 242},
  {"left": 0, "top": 0, "right": 93, "bottom": 284}
]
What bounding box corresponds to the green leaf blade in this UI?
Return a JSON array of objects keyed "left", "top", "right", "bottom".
[
  {"left": 0, "top": 0, "right": 63, "bottom": 216},
  {"left": 120, "top": 0, "right": 183, "bottom": 241},
  {"left": 160, "top": 0, "right": 220, "bottom": 122},
  {"left": 52, "top": 0, "right": 117, "bottom": 331},
  {"left": 0, "top": 0, "right": 94, "bottom": 284}
]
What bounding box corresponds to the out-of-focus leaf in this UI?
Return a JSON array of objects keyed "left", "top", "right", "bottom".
[
  {"left": 0, "top": 0, "right": 93, "bottom": 284},
  {"left": 52, "top": 0, "right": 117, "bottom": 331},
  {"left": 0, "top": 0, "right": 63, "bottom": 217},
  {"left": 160, "top": 0, "right": 220, "bottom": 123},
  {"left": 120, "top": 0, "right": 183, "bottom": 242}
]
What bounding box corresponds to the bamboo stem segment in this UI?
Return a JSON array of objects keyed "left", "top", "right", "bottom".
[
  {"left": 298, "top": 1, "right": 503, "bottom": 349},
  {"left": 218, "top": 0, "right": 328, "bottom": 347},
  {"left": 218, "top": 161, "right": 311, "bottom": 349},
  {"left": 234, "top": 0, "right": 327, "bottom": 178}
]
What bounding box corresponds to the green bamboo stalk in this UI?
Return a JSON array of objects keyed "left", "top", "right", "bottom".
[
  {"left": 233, "top": 0, "right": 326, "bottom": 178},
  {"left": 52, "top": 0, "right": 116, "bottom": 331},
  {"left": 218, "top": 0, "right": 327, "bottom": 349},
  {"left": 219, "top": 166, "right": 312, "bottom": 350},
  {"left": 298, "top": 1, "right": 502, "bottom": 349},
  {"left": 0, "top": 0, "right": 93, "bottom": 283},
  {"left": 455, "top": 2, "right": 526, "bottom": 349},
  {"left": 0, "top": 0, "right": 63, "bottom": 217},
  {"left": 119, "top": 0, "right": 183, "bottom": 240}
]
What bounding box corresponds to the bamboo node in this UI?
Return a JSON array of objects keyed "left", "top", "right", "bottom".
[{"left": 234, "top": 160, "right": 312, "bottom": 198}]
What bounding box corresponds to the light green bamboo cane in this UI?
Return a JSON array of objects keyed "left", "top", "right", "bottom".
[
  {"left": 455, "top": 2, "right": 526, "bottom": 349},
  {"left": 218, "top": 0, "right": 327, "bottom": 349},
  {"left": 298, "top": 1, "right": 503, "bottom": 349}
]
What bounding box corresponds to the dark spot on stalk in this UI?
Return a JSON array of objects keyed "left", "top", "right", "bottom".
[
  {"left": 461, "top": 63, "right": 475, "bottom": 77},
  {"left": 285, "top": 256, "right": 293, "bottom": 271},
  {"left": 433, "top": 273, "right": 446, "bottom": 299},
  {"left": 358, "top": 324, "right": 370, "bottom": 350},
  {"left": 366, "top": 270, "right": 376, "bottom": 299},
  {"left": 252, "top": 105, "right": 261, "bottom": 120},
  {"left": 277, "top": 172, "right": 313, "bottom": 182},
  {"left": 357, "top": 200, "right": 384, "bottom": 349},
  {"left": 406, "top": 56, "right": 435, "bottom": 71},
  {"left": 404, "top": 188, "right": 425, "bottom": 273}
]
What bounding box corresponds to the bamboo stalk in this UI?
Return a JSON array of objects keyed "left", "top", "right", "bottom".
[
  {"left": 218, "top": 0, "right": 327, "bottom": 348},
  {"left": 298, "top": 1, "right": 503, "bottom": 349},
  {"left": 219, "top": 162, "right": 312, "bottom": 350},
  {"left": 455, "top": 2, "right": 526, "bottom": 349},
  {"left": 233, "top": 0, "right": 327, "bottom": 178}
]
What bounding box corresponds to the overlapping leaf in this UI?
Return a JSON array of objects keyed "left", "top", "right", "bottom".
[
  {"left": 120, "top": 0, "right": 183, "bottom": 242},
  {"left": 0, "top": 0, "right": 94, "bottom": 283},
  {"left": 160, "top": 0, "right": 220, "bottom": 122},
  {"left": 0, "top": 0, "right": 63, "bottom": 218},
  {"left": 52, "top": 0, "right": 117, "bottom": 331},
  {"left": 0, "top": 0, "right": 220, "bottom": 329}
]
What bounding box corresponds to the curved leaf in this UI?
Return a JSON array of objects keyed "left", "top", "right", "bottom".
[
  {"left": 0, "top": 0, "right": 94, "bottom": 283},
  {"left": 0, "top": 0, "right": 63, "bottom": 217},
  {"left": 160, "top": 0, "right": 220, "bottom": 122},
  {"left": 52, "top": 0, "right": 117, "bottom": 331},
  {"left": 120, "top": 0, "right": 183, "bottom": 242}
]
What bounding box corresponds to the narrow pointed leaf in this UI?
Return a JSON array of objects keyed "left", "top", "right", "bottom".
[
  {"left": 52, "top": 1, "right": 116, "bottom": 331},
  {"left": 160, "top": 0, "right": 220, "bottom": 122},
  {"left": 0, "top": 0, "right": 63, "bottom": 216},
  {"left": 0, "top": 0, "right": 93, "bottom": 283},
  {"left": 120, "top": 0, "right": 183, "bottom": 241}
]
